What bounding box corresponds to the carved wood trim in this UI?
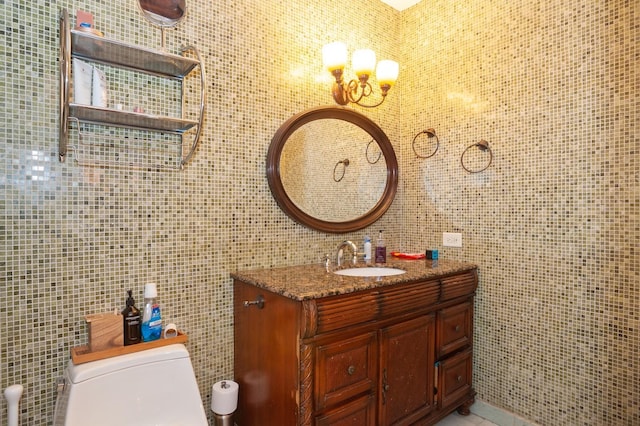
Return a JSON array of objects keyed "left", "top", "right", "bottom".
[
  {"left": 299, "top": 343, "right": 314, "bottom": 426},
  {"left": 301, "top": 299, "right": 318, "bottom": 338}
]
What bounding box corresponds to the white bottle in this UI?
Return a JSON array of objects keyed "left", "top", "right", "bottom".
[
  {"left": 91, "top": 67, "right": 108, "bottom": 108},
  {"left": 363, "top": 236, "right": 372, "bottom": 264},
  {"left": 141, "top": 283, "right": 162, "bottom": 342},
  {"left": 72, "top": 59, "right": 93, "bottom": 105}
]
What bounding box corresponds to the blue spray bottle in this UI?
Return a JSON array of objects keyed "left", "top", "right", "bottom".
[{"left": 141, "top": 283, "right": 162, "bottom": 342}]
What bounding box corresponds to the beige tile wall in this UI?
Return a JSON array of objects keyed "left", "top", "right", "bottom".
[
  {"left": 1, "top": 0, "right": 637, "bottom": 424},
  {"left": 399, "top": 1, "right": 639, "bottom": 424}
]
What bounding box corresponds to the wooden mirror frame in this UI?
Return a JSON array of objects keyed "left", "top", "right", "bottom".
[{"left": 267, "top": 106, "right": 398, "bottom": 233}]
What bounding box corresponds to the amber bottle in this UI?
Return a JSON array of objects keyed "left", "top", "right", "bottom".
[{"left": 122, "top": 290, "right": 141, "bottom": 345}]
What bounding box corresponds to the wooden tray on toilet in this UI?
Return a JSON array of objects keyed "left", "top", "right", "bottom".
[{"left": 70, "top": 331, "right": 188, "bottom": 365}]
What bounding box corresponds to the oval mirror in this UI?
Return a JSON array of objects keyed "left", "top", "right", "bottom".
[
  {"left": 138, "top": 0, "right": 186, "bottom": 27},
  {"left": 267, "top": 106, "right": 398, "bottom": 233}
]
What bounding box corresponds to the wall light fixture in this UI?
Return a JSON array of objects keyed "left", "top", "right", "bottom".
[{"left": 322, "top": 42, "right": 399, "bottom": 108}]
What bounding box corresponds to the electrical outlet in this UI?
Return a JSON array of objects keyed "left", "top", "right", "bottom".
[{"left": 443, "top": 232, "right": 463, "bottom": 248}]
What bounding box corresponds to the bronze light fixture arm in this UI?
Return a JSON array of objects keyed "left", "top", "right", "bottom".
[
  {"left": 331, "top": 80, "right": 388, "bottom": 108},
  {"left": 323, "top": 42, "right": 397, "bottom": 108},
  {"left": 330, "top": 73, "right": 389, "bottom": 108}
]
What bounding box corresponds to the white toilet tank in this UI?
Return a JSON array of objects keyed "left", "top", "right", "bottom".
[{"left": 53, "top": 344, "right": 208, "bottom": 425}]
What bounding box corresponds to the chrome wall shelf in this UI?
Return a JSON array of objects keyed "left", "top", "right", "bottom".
[
  {"left": 70, "top": 30, "right": 200, "bottom": 78},
  {"left": 59, "top": 9, "right": 206, "bottom": 169},
  {"left": 68, "top": 104, "right": 198, "bottom": 133}
]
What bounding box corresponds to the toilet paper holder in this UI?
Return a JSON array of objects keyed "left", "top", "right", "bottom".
[
  {"left": 211, "top": 379, "right": 238, "bottom": 426},
  {"left": 243, "top": 295, "right": 264, "bottom": 309}
]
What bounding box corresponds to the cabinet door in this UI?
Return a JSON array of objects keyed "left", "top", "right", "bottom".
[{"left": 378, "top": 314, "right": 435, "bottom": 426}]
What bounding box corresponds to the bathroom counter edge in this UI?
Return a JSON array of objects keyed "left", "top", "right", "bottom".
[{"left": 231, "top": 259, "right": 477, "bottom": 301}]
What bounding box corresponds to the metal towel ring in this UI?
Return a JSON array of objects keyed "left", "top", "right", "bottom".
[
  {"left": 366, "top": 139, "right": 381, "bottom": 164},
  {"left": 461, "top": 140, "right": 493, "bottom": 173},
  {"left": 333, "top": 159, "right": 349, "bottom": 182},
  {"left": 412, "top": 129, "right": 439, "bottom": 159}
]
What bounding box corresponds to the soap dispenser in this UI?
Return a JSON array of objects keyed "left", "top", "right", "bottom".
[
  {"left": 375, "top": 230, "right": 386, "bottom": 263},
  {"left": 121, "top": 290, "right": 141, "bottom": 346}
]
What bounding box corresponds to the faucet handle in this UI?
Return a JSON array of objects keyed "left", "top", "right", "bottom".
[
  {"left": 322, "top": 254, "right": 331, "bottom": 272},
  {"left": 350, "top": 250, "right": 359, "bottom": 266}
]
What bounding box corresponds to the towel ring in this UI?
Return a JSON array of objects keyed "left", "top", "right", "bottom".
[
  {"left": 412, "top": 129, "right": 439, "bottom": 159},
  {"left": 365, "top": 139, "right": 381, "bottom": 164},
  {"left": 461, "top": 140, "right": 493, "bottom": 173},
  {"left": 333, "top": 158, "right": 349, "bottom": 182}
]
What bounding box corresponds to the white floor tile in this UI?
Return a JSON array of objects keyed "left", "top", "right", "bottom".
[{"left": 435, "top": 412, "right": 498, "bottom": 426}]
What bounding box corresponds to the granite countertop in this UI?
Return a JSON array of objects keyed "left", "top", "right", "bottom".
[{"left": 231, "top": 258, "right": 477, "bottom": 301}]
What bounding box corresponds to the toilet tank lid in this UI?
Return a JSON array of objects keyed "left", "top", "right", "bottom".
[{"left": 68, "top": 344, "right": 190, "bottom": 384}]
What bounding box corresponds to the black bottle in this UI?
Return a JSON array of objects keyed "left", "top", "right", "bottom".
[{"left": 122, "top": 290, "right": 141, "bottom": 345}]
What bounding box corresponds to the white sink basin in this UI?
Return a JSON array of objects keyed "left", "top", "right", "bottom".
[{"left": 334, "top": 267, "right": 406, "bottom": 277}]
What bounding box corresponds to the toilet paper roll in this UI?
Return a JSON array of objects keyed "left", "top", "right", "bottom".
[
  {"left": 211, "top": 380, "right": 239, "bottom": 415},
  {"left": 163, "top": 323, "right": 178, "bottom": 339}
]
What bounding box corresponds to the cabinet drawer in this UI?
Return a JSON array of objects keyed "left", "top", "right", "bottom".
[
  {"left": 315, "top": 394, "right": 376, "bottom": 426},
  {"left": 440, "top": 270, "right": 478, "bottom": 301},
  {"left": 379, "top": 279, "right": 440, "bottom": 317},
  {"left": 315, "top": 331, "right": 377, "bottom": 410},
  {"left": 315, "top": 291, "right": 379, "bottom": 334},
  {"left": 436, "top": 301, "right": 473, "bottom": 358},
  {"left": 437, "top": 348, "right": 472, "bottom": 409}
]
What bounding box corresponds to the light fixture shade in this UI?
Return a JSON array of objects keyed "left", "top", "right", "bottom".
[
  {"left": 352, "top": 49, "right": 376, "bottom": 77},
  {"left": 322, "top": 42, "right": 347, "bottom": 72},
  {"left": 376, "top": 60, "right": 399, "bottom": 87}
]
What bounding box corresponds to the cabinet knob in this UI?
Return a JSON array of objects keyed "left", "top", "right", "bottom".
[
  {"left": 347, "top": 365, "right": 356, "bottom": 375},
  {"left": 457, "top": 375, "right": 463, "bottom": 383},
  {"left": 455, "top": 325, "right": 461, "bottom": 332}
]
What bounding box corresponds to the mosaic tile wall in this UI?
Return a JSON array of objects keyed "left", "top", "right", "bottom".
[
  {"left": 398, "top": 1, "right": 639, "bottom": 425},
  {"left": 0, "top": 0, "right": 401, "bottom": 424},
  {"left": 1, "top": 0, "right": 637, "bottom": 425}
]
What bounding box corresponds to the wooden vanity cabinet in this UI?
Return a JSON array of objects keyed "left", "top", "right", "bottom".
[{"left": 233, "top": 268, "right": 477, "bottom": 426}]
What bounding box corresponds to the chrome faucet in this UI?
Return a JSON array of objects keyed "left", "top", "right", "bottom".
[{"left": 336, "top": 240, "right": 358, "bottom": 267}]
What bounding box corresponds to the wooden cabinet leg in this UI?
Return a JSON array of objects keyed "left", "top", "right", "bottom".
[{"left": 456, "top": 393, "right": 476, "bottom": 416}]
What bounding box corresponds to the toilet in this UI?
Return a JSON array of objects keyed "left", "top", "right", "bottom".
[{"left": 53, "top": 344, "right": 208, "bottom": 425}]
